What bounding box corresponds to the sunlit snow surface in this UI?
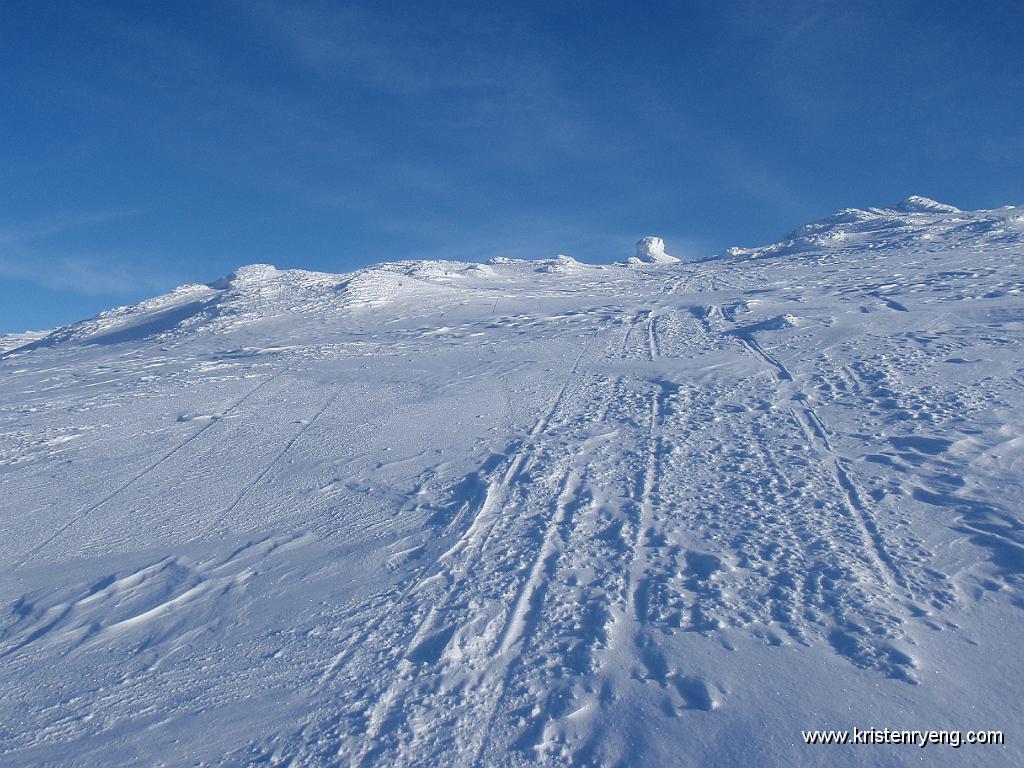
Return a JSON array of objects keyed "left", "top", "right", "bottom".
[{"left": 1, "top": 200, "right": 1023, "bottom": 766}]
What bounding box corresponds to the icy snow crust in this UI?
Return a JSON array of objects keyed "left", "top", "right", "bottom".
[{"left": 1, "top": 199, "right": 1023, "bottom": 766}]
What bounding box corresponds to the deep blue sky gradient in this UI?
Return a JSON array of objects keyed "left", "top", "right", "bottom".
[{"left": 2, "top": 0, "right": 1022, "bottom": 332}]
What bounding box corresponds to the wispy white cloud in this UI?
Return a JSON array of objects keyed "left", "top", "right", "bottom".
[
  {"left": 0, "top": 209, "right": 140, "bottom": 247},
  {"left": 0, "top": 253, "right": 169, "bottom": 295},
  {"left": 0, "top": 210, "right": 177, "bottom": 296},
  {"left": 236, "top": 0, "right": 524, "bottom": 95},
  {"left": 229, "top": 0, "right": 587, "bottom": 151}
]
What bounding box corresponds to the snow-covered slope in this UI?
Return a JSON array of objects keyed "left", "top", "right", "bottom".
[{"left": 1, "top": 199, "right": 1022, "bottom": 767}]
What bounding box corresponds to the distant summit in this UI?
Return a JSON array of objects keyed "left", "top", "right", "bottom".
[{"left": 629, "top": 236, "right": 680, "bottom": 265}]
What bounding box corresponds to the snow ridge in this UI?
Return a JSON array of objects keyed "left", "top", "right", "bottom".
[
  {"left": 716, "top": 196, "right": 1022, "bottom": 263},
  {"left": 4, "top": 199, "right": 1021, "bottom": 357}
]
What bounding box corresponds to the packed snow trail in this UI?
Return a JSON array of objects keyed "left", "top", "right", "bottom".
[{"left": 0, "top": 199, "right": 1022, "bottom": 767}]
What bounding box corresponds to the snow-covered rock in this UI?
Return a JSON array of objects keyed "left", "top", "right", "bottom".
[{"left": 629, "top": 235, "right": 680, "bottom": 264}]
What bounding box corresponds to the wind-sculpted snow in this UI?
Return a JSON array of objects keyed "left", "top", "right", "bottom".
[{"left": 1, "top": 199, "right": 1022, "bottom": 766}]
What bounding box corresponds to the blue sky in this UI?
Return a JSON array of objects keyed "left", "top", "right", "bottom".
[{"left": 2, "top": 0, "right": 1022, "bottom": 333}]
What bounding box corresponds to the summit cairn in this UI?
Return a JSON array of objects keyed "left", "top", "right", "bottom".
[{"left": 629, "top": 236, "right": 680, "bottom": 265}]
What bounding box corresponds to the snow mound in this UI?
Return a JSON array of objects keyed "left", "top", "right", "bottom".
[
  {"left": 891, "top": 195, "right": 961, "bottom": 214},
  {"left": 535, "top": 255, "right": 587, "bottom": 273},
  {"left": 629, "top": 236, "right": 680, "bottom": 265}
]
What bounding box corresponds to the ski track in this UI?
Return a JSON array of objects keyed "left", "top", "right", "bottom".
[
  {"left": 200, "top": 382, "right": 349, "bottom": 539},
  {"left": 271, "top": 326, "right": 607, "bottom": 766},
  {"left": 735, "top": 331, "right": 910, "bottom": 597},
  {"left": 11, "top": 370, "right": 285, "bottom": 570}
]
